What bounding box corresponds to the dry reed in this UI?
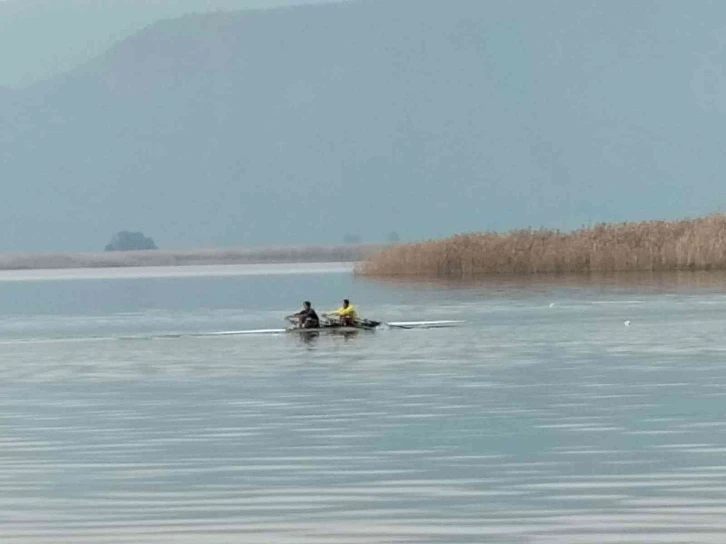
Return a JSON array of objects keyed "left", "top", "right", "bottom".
[{"left": 358, "top": 215, "right": 726, "bottom": 278}]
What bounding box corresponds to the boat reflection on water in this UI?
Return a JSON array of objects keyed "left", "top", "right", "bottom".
[
  {"left": 295, "top": 330, "right": 319, "bottom": 347},
  {"left": 290, "top": 327, "right": 365, "bottom": 347},
  {"left": 290, "top": 324, "right": 376, "bottom": 349}
]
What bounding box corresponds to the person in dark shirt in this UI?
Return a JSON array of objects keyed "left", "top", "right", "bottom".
[{"left": 288, "top": 301, "right": 320, "bottom": 329}]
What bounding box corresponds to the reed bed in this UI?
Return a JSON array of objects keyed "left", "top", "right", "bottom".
[{"left": 358, "top": 215, "right": 726, "bottom": 278}]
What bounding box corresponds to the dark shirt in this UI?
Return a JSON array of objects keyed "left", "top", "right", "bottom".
[{"left": 297, "top": 307, "right": 319, "bottom": 322}]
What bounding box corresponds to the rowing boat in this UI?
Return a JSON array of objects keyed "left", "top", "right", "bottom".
[
  {"left": 285, "top": 316, "right": 381, "bottom": 333},
  {"left": 286, "top": 325, "right": 372, "bottom": 334},
  {"left": 199, "top": 320, "right": 464, "bottom": 337},
  {"left": 280, "top": 317, "right": 463, "bottom": 335}
]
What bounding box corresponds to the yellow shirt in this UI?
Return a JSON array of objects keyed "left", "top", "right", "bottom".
[{"left": 332, "top": 304, "right": 357, "bottom": 319}]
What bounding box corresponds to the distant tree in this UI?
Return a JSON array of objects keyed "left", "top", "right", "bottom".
[
  {"left": 387, "top": 231, "right": 400, "bottom": 243},
  {"left": 105, "top": 231, "right": 158, "bottom": 251},
  {"left": 343, "top": 233, "right": 362, "bottom": 244}
]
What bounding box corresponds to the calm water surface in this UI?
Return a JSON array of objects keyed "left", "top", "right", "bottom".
[{"left": 2, "top": 264, "right": 726, "bottom": 543}]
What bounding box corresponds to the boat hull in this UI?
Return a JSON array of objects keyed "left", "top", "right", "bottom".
[{"left": 286, "top": 325, "right": 376, "bottom": 334}]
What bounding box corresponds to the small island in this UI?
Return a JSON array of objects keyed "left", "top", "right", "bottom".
[
  {"left": 358, "top": 214, "right": 726, "bottom": 278},
  {"left": 105, "top": 231, "right": 158, "bottom": 252}
]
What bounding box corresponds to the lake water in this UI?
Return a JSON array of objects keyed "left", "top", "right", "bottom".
[{"left": 3, "top": 263, "right": 726, "bottom": 543}]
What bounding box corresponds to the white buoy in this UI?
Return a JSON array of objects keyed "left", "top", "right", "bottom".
[{"left": 624, "top": 320, "right": 631, "bottom": 327}]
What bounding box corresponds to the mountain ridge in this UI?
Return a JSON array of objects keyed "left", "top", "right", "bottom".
[
  {"left": 0, "top": 0, "right": 339, "bottom": 88},
  {"left": 2, "top": 0, "right": 725, "bottom": 251}
]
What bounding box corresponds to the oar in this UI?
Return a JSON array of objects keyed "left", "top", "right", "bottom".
[{"left": 386, "top": 320, "right": 464, "bottom": 329}]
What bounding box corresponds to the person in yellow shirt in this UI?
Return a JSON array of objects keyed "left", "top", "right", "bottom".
[{"left": 329, "top": 299, "right": 357, "bottom": 326}]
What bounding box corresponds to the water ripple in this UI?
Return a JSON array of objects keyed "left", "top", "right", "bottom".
[{"left": 4, "top": 284, "right": 726, "bottom": 542}]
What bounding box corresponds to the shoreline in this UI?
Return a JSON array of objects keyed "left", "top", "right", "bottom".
[
  {"left": 0, "top": 262, "right": 355, "bottom": 282},
  {"left": 0, "top": 244, "right": 382, "bottom": 271}
]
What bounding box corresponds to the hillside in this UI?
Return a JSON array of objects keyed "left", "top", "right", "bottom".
[
  {"left": 0, "top": 0, "right": 335, "bottom": 88},
  {"left": 2, "top": 0, "right": 726, "bottom": 251}
]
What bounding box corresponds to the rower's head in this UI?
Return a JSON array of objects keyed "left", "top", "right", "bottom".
[
  {"left": 343, "top": 299, "right": 350, "bottom": 308},
  {"left": 303, "top": 301, "right": 311, "bottom": 309}
]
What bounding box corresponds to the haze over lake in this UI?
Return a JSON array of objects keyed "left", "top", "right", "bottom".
[{"left": 3, "top": 0, "right": 724, "bottom": 541}]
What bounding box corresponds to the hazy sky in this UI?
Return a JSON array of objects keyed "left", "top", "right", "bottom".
[{"left": 0, "top": 0, "right": 342, "bottom": 88}]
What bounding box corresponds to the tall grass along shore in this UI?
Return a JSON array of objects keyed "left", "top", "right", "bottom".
[{"left": 358, "top": 215, "right": 726, "bottom": 278}]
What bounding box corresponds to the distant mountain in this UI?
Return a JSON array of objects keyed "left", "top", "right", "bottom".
[
  {"left": 2, "top": 0, "right": 726, "bottom": 251},
  {"left": 0, "top": 0, "right": 337, "bottom": 88},
  {"left": 0, "top": 87, "right": 15, "bottom": 100}
]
